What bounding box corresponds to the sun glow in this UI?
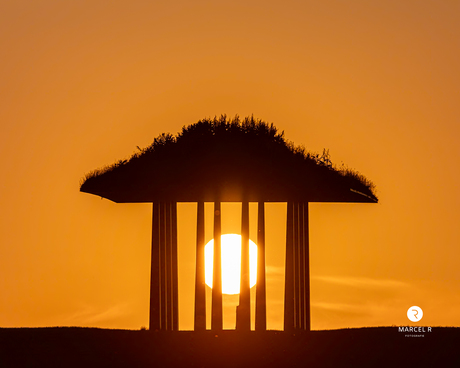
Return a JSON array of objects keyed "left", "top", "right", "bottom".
[{"left": 204, "top": 234, "right": 258, "bottom": 295}]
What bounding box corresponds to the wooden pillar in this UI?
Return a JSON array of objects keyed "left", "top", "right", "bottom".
[
  {"left": 211, "top": 201, "right": 223, "bottom": 331},
  {"left": 171, "top": 202, "right": 179, "bottom": 331},
  {"left": 284, "top": 201, "right": 294, "bottom": 332},
  {"left": 194, "top": 201, "right": 206, "bottom": 331},
  {"left": 149, "top": 203, "right": 160, "bottom": 331},
  {"left": 237, "top": 200, "right": 251, "bottom": 331},
  {"left": 304, "top": 202, "right": 311, "bottom": 331},
  {"left": 299, "top": 202, "right": 306, "bottom": 330},
  {"left": 294, "top": 202, "right": 300, "bottom": 329},
  {"left": 159, "top": 202, "right": 167, "bottom": 330},
  {"left": 255, "top": 201, "right": 267, "bottom": 331},
  {"left": 166, "top": 203, "right": 172, "bottom": 330}
]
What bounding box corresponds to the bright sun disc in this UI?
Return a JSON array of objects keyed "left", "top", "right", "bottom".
[{"left": 205, "top": 234, "right": 257, "bottom": 295}]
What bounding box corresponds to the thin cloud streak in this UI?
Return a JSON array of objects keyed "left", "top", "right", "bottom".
[
  {"left": 313, "top": 275, "right": 410, "bottom": 289},
  {"left": 266, "top": 265, "right": 284, "bottom": 275},
  {"left": 265, "top": 265, "right": 285, "bottom": 283},
  {"left": 66, "top": 303, "right": 130, "bottom": 325}
]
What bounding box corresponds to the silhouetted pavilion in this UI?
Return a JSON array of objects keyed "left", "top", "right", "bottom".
[{"left": 80, "top": 116, "right": 378, "bottom": 333}]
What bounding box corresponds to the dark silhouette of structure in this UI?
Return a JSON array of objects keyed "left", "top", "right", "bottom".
[{"left": 80, "top": 115, "right": 378, "bottom": 332}]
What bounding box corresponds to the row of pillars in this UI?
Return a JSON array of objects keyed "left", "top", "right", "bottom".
[
  {"left": 149, "top": 201, "right": 310, "bottom": 332},
  {"left": 284, "top": 202, "right": 310, "bottom": 332},
  {"left": 149, "top": 202, "right": 179, "bottom": 331},
  {"left": 194, "top": 201, "right": 267, "bottom": 332}
]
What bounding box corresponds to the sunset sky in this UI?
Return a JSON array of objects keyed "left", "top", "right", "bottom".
[{"left": 1, "top": 1, "right": 459, "bottom": 330}]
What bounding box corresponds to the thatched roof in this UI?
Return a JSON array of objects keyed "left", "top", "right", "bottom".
[{"left": 80, "top": 115, "right": 378, "bottom": 203}]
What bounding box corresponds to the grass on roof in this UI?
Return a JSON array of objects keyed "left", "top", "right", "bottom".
[{"left": 80, "top": 115, "right": 376, "bottom": 198}]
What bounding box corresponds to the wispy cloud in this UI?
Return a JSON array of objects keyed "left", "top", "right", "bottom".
[
  {"left": 66, "top": 303, "right": 130, "bottom": 325},
  {"left": 310, "top": 276, "right": 415, "bottom": 329},
  {"left": 265, "top": 266, "right": 285, "bottom": 284},
  {"left": 312, "top": 302, "right": 358, "bottom": 311},
  {"left": 311, "top": 301, "right": 372, "bottom": 319},
  {"left": 312, "top": 275, "right": 410, "bottom": 289},
  {"left": 266, "top": 266, "right": 284, "bottom": 275}
]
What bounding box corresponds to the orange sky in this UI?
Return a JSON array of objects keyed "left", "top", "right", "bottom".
[{"left": 1, "top": 1, "right": 459, "bottom": 330}]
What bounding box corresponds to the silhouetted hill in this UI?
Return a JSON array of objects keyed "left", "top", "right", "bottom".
[
  {"left": 80, "top": 115, "right": 377, "bottom": 203},
  {"left": 1, "top": 327, "right": 458, "bottom": 368}
]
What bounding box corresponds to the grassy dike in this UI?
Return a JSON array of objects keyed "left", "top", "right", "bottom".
[{"left": 0, "top": 327, "right": 458, "bottom": 368}]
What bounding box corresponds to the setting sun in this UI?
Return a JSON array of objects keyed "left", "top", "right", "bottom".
[{"left": 204, "top": 234, "right": 258, "bottom": 295}]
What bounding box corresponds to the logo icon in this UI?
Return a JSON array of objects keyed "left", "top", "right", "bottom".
[{"left": 407, "top": 306, "right": 423, "bottom": 322}]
